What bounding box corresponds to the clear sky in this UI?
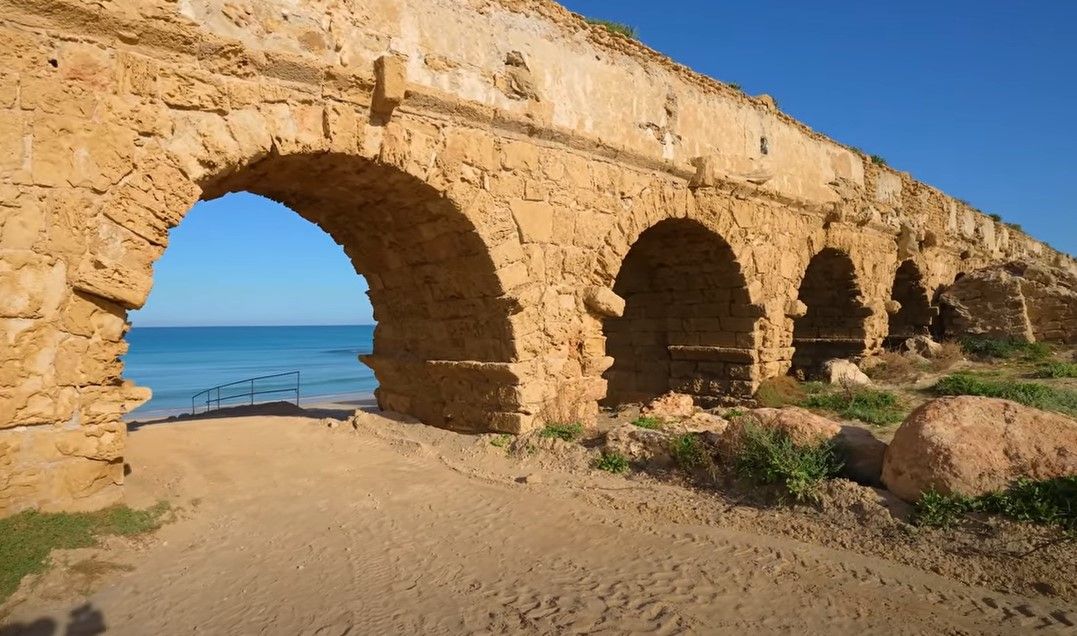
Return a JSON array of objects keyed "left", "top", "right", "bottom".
[{"left": 133, "top": 1, "right": 1076, "bottom": 327}]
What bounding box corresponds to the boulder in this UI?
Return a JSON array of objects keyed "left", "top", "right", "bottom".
[
  {"left": 882, "top": 396, "right": 1077, "bottom": 502},
  {"left": 822, "top": 359, "right": 871, "bottom": 386},
  {"left": 605, "top": 423, "right": 673, "bottom": 469},
  {"left": 902, "top": 335, "right": 943, "bottom": 359},
  {"left": 720, "top": 407, "right": 841, "bottom": 455},
  {"left": 939, "top": 261, "right": 1077, "bottom": 344},
  {"left": 641, "top": 392, "right": 695, "bottom": 420}
]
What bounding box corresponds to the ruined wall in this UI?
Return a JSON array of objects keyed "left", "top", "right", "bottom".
[{"left": 0, "top": 0, "right": 1073, "bottom": 514}]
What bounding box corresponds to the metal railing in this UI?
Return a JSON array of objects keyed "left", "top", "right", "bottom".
[{"left": 191, "top": 371, "right": 300, "bottom": 415}]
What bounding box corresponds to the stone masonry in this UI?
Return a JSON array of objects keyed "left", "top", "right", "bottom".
[{"left": 0, "top": 0, "right": 1074, "bottom": 513}]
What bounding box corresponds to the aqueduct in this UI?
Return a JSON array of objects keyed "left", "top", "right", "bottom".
[{"left": 0, "top": 0, "right": 1073, "bottom": 513}]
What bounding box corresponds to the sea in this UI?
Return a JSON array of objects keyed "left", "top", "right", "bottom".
[{"left": 122, "top": 325, "right": 378, "bottom": 419}]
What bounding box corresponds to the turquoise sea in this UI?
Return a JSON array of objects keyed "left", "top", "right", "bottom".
[{"left": 123, "top": 325, "right": 377, "bottom": 418}]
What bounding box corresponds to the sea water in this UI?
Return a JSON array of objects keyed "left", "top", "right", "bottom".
[{"left": 123, "top": 325, "right": 377, "bottom": 418}]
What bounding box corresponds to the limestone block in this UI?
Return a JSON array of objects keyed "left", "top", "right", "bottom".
[
  {"left": 510, "top": 200, "right": 554, "bottom": 243},
  {"left": 0, "top": 253, "right": 65, "bottom": 319},
  {"left": 372, "top": 55, "right": 406, "bottom": 117},
  {"left": 584, "top": 287, "right": 625, "bottom": 318},
  {"left": 784, "top": 299, "right": 807, "bottom": 318},
  {"left": 885, "top": 299, "right": 902, "bottom": 314}
]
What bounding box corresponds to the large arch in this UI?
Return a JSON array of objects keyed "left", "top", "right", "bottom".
[
  {"left": 602, "top": 219, "right": 758, "bottom": 405},
  {"left": 886, "top": 260, "right": 933, "bottom": 346},
  {"left": 791, "top": 248, "right": 871, "bottom": 374}
]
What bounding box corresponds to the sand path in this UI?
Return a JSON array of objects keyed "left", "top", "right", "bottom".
[{"left": 2, "top": 415, "right": 1074, "bottom": 635}]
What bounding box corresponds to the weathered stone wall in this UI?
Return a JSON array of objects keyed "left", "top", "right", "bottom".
[{"left": 0, "top": 0, "right": 1073, "bottom": 514}]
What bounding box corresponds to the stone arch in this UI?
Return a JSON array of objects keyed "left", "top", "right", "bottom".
[
  {"left": 886, "top": 260, "right": 933, "bottom": 346},
  {"left": 791, "top": 248, "right": 871, "bottom": 374},
  {"left": 601, "top": 218, "right": 760, "bottom": 405},
  {"left": 86, "top": 148, "right": 527, "bottom": 434}
]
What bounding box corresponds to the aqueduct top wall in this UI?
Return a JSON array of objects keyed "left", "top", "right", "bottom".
[{"left": 0, "top": 0, "right": 1073, "bottom": 514}]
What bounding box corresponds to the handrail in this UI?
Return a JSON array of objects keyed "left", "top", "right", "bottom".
[{"left": 191, "top": 371, "right": 300, "bottom": 415}]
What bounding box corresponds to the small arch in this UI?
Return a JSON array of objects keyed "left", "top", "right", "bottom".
[
  {"left": 886, "top": 260, "right": 933, "bottom": 346},
  {"left": 602, "top": 219, "right": 759, "bottom": 406},
  {"left": 792, "top": 248, "right": 870, "bottom": 374}
]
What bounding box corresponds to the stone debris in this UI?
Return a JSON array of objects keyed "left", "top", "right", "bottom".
[
  {"left": 902, "top": 335, "right": 943, "bottom": 359},
  {"left": 641, "top": 392, "right": 696, "bottom": 420},
  {"left": 822, "top": 359, "right": 871, "bottom": 386},
  {"left": 882, "top": 396, "right": 1077, "bottom": 502}
]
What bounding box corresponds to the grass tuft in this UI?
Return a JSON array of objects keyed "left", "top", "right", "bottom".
[
  {"left": 669, "top": 433, "right": 707, "bottom": 471},
  {"left": 1033, "top": 362, "right": 1077, "bottom": 379},
  {"left": 539, "top": 422, "right": 584, "bottom": 442},
  {"left": 630, "top": 416, "right": 663, "bottom": 430},
  {"left": 989, "top": 213, "right": 1003, "bottom": 222},
  {"left": 960, "top": 337, "right": 1051, "bottom": 362},
  {"left": 0, "top": 502, "right": 170, "bottom": 602},
  {"left": 732, "top": 421, "right": 844, "bottom": 502},
  {"left": 585, "top": 18, "right": 637, "bottom": 39},
  {"left": 754, "top": 375, "right": 806, "bottom": 408},
  {"left": 802, "top": 385, "right": 905, "bottom": 426},
  {"left": 932, "top": 373, "right": 1077, "bottom": 417},
  {"left": 914, "top": 476, "right": 1076, "bottom": 533},
  {"left": 490, "top": 434, "right": 512, "bottom": 448},
  {"left": 595, "top": 451, "right": 630, "bottom": 474},
  {"left": 870, "top": 154, "right": 887, "bottom": 166}
]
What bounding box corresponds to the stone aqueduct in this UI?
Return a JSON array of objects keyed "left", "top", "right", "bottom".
[{"left": 0, "top": 0, "right": 1072, "bottom": 513}]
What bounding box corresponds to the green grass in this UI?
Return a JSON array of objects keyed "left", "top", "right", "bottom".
[
  {"left": 960, "top": 337, "right": 1051, "bottom": 361},
  {"left": 723, "top": 408, "right": 747, "bottom": 419},
  {"left": 630, "top": 416, "right": 663, "bottom": 430},
  {"left": 802, "top": 386, "right": 905, "bottom": 426},
  {"left": 595, "top": 451, "right": 630, "bottom": 474},
  {"left": 539, "top": 422, "right": 584, "bottom": 442},
  {"left": 669, "top": 433, "right": 707, "bottom": 471},
  {"left": 732, "top": 421, "right": 844, "bottom": 502},
  {"left": 0, "top": 502, "right": 171, "bottom": 602},
  {"left": 490, "top": 434, "right": 512, "bottom": 448},
  {"left": 585, "top": 18, "right": 637, "bottom": 39},
  {"left": 914, "top": 476, "right": 1076, "bottom": 533},
  {"left": 932, "top": 373, "right": 1077, "bottom": 417},
  {"left": 989, "top": 213, "right": 1003, "bottom": 222},
  {"left": 1033, "top": 362, "right": 1077, "bottom": 379},
  {"left": 870, "top": 154, "right": 887, "bottom": 166}
]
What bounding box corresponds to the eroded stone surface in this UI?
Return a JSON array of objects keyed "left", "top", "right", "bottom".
[{"left": 0, "top": 0, "right": 1073, "bottom": 513}]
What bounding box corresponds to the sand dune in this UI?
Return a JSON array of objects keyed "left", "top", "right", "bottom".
[{"left": 2, "top": 414, "right": 1074, "bottom": 635}]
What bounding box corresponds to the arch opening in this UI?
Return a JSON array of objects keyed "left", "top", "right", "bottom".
[
  {"left": 128, "top": 152, "right": 520, "bottom": 431},
  {"left": 886, "top": 260, "right": 933, "bottom": 346},
  {"left": 791, "top": 248, "right": 870, "bottom": 374},
  {"left": 602, "top": 219, "right": 759, "bottom": 406}
]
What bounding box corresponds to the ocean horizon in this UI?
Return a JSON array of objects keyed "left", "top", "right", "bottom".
[{"left": 123, "top": 324, "right": 378, "bottom": 418}]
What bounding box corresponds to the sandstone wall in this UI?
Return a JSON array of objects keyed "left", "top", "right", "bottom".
[{"left": 0, "top": 0, "right": 1073, "bottom": 514}]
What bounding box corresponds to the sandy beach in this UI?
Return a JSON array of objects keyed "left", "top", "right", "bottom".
[{"left": 1, "top": 410, "right": 1073, "bottom": 635}]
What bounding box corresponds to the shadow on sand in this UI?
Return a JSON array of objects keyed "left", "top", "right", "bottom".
[
  {"left": 0, "top": 603, "right": 105, "bottom": 636},
  {"left": 126, "top": 399, "right": 378, "bottom": 431}
]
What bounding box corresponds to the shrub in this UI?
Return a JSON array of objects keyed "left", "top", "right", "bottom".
[
  {"left": 595, "top": 451, "right": 630, "bottom": 474},
  {"left": 932, "top": 373, "right": 1077, "bottom": 417},
  {"left": 724, "top": 408, "right": 746, "bottom": 419},
  {"left": 729, "top": 82, "right": 742, "bottom": 91},
  {"left": 1033, "top": 362, "right": 1077, "bottom": 379},
  {"left": 631, "top": 416, "right": 663, "bottom": 430},
  {"left": 802, "top": 386, "right": 905, "bottom": 425},
  {"left": 1006, "top": 222, "right": 1023, "bottom": 233},
  {"left": 930, "top": 341, "right": 966, "bottom": 372},
  {"left": 960, "top": 337, "right": 1051, "bottom": 362},
  {"left": 539, "top": 422, "right": 584, "bottom": 442},
  {"left": 870, "top": 155, "right": 887, "bottom": 166},
  {"left": 669, "top": 433, "right": 707, "bottom": 471},
  {"left": 863, "top": 351, "right": 922, "bottom": 382},
  {"left": 732, "top": 421, "right": 844, "bottom": 502},
  {"left": 0, "top": 502, "right": 170, "bottom": 602},
  {"left": 490, "top": 434, "right": 512, "bottom": 448},
  {"left": 754, "top": 375, "right": 805, "bottom": 408},
  {"left": 914, "top": 476, "right": 1076, "bottom": 534},
  {"left": 585, "top": 18, "right": 637, "bottom": 39}
]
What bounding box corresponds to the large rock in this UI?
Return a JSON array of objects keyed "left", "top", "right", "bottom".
[
  {"left": 882, "top": 396, "right": 1077, "bottom": 502},
  {"left": 822, "top": 359, "right": 871, "bottom": 386},
  {"left": 641, "top": 392, "right": 695, "bottom": 420},
  {"left": 721, "top": 407, "right": 841, "bottom": 452},
  {"left": 605, "top": 423, "right": 674, "bottom": 469},
  {"left": 939, "top": 261, "right": 1077, "bottom": 344},
  {"left": 902, "top": 335, "right": 943, "bottom": 359}
]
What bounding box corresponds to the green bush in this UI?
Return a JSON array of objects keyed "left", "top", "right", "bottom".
[
  {"left": 870, "top": 155, "right": 887, "bottom": 166},
  {"left": 669, "top": 433, "right": 706, "bottom": 471},
  {"left": 539, "top": 422, "right": 584, "bottom": 442},
  {"left": 960, "top": 337, "right": 1051, "bottom": 361},
  {"left": 0, "top": 502, "right": 170, "bottom": 602},
  {"left": 490, "top": 434, "right": 512, "bottom": 448},
  {"left": 585, "top": 18, "right": 637, "bottom": 39},
  {"left": 595, "top": 451, "right": 630, "bottom": 474},
  {"left": 1033, "top": 362, "right": 1077, "bottom": 379},
  {"left": 989, "top": 213, "right": 1003, "bottom": 222},
  {"left": 914, "top": 476, "right": 1076, "bottom": 533},
  {"left": 631, "top": 416, "right": 663, "bottom": 430},
  {"left": 932, "top": 373, "right": 1077, "bottom": 417},
  {"left": 802, "top": 386, "right": 905, "bottom": 426},
  {"left": 729, "top": 82, "right": 742, "bottom": 91},
  {"left": 732, "top": 422, "right": 844, "bottom": 502}
]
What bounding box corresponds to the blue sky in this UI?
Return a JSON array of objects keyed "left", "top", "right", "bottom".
[{"left": 133, "top": 1, "right": 1075, "bottom": 327}]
